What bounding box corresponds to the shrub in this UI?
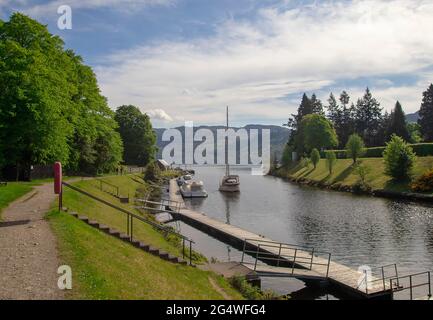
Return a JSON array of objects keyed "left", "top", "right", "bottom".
[
  {"left": 326, "top": 151, "right": 337, "bottom": 175},
  {"left": 383, "top": 135, "right": 416, "bottom": 180},
  {"left": 144, "top": 162, "right": 161, "bottom": 183},
  {"left": 411, "top": 169, "right": 433, "bottom": 192},
  {"left": 310, "top": 148, "right": 320, "bottom": 169},
  {"left": 354, "top": 162, "right": 371, "bottom": 190},
  {"left": 346, "top": 134, "right": 365, "bottom": 164}
]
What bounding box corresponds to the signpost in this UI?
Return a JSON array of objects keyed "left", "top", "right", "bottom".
[{"left": 54, "top": 162, "right": 62, "bottom": 211}]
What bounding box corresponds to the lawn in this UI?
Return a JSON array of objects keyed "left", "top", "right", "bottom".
[
  {"left": 61, "top": 175, "right": 193, "bottom": 259},
  {"left": 47, "top": 209, "right": 243, "bottom": 300},
  {"left": 276, "top": 156, "right": 433, "bottom": 193}
]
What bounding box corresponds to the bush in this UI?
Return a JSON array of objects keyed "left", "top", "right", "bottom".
[
  {"left": 383, "top": 135, "right": 416, "bottom": 180},
  {"left": 354, "top": 162, "right": 371, "bottom": 191},
  {"left": 144, "top": 162, "right": 161, "bottom": 183},
  {"left": 411, "top": 169, "right": 433, "bottom": 192},
  {"left": 310, "top": 148, "right": 320, "bottom": 169},
  {"left": 346, "top": 134, "right": 365, "bottom": 164},
  {"left": 326, "top": 151, "right": 337, "bottom": 175}
]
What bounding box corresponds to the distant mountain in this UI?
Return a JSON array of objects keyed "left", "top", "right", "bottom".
[
  {"left": 406, "top": 111, "right": 419, "bottom": 123},
  {"left": 154, "top": 125, "right": 290, "bottom": 162}
]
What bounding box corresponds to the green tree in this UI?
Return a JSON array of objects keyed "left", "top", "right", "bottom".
[
  {"left": 383, "top": 135, "right": 416, "bottom": 180},
  {"left": 326, "top": 151, "right": 337, "bottom": 175},
  {"left": 281, "top": 144, "right": 292, "bottom": 167},
  {"left": 310, "top": 148, "right": 320, "bottom": 169},
  {"left": 354, "top": 88, "right": 383, "bottom": 146},
  {"left": 0, "top": 13, "right": 76, "bottom": 178},
  {"left": 418, "top": 84, "right": 433, "bottom": 142},
  {"left": 115, "top": 105, "right": 157, "bottom": 166},
  {"left": 346, "top": 134, "right": 365, "bottom": 164},
  {"left": 295, "top": 114, "right": 338, "bottom": 154},
  {"left": 144, "top": 161, "right": 161, "bottom": 183},
  {"left": 407, "top": 123, "right": 422, "bottom": 143},
  {"left": 386, "top": 101, "right": 410, "bottom": 142}
]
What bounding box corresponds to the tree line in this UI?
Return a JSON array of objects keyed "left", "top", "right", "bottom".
[
  {"left": 0, "top": 14, "right": 156, "bottom": 180},
  {"left": 285, "top": 85, "right": 433, "bottom": 157}
]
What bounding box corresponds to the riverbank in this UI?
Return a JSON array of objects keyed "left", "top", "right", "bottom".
[
  {"left": 51, "top": 174, "right": 244, "bottom": 299},
  {"left": 271, "top": 157, "right": 433, "bottom": 202}
]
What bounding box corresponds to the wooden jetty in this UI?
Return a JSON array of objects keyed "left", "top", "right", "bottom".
[{"left": 168, "top": 179, "right": 401, "bottom": 299}]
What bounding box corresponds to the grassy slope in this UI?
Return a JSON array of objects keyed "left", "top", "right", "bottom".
[
  {"left": 276, "top": 156, "right": 433, "bottom": 193},
  {"left": 48, "top": 209, "right": 242, "bottom": 299},
  {"left": 0, "top": 183, "right": 33, "bottom": 219},
  {"left": 62, "top": 175, "right": 187, "bottom": 257}
]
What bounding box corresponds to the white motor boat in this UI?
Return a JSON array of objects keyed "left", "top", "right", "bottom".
[
  {"left": 180, "top": 180, "right": 208, "bottom": 198},
  {"left": 177, "top": 174, "right": 193, "bottom": 186}
]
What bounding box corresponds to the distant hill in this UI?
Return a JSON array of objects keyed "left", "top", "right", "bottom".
[
  {"left": 154, "top": 125, "right": 290, "bottom": 162},
  {"left": 406, "top": 111, "right": 419, "bottom": 123}
]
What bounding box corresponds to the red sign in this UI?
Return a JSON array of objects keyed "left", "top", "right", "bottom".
[{"left": 54, "top": 162, "right": 62, "bottom": 194}]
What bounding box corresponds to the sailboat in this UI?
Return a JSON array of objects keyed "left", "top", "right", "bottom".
[{"left": 219, "top": 106, "right": 240, "bottom": 192}]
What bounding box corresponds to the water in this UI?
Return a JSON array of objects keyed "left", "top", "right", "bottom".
[{"left": 167, "top": 166, "right": 433, "bottom": 299}]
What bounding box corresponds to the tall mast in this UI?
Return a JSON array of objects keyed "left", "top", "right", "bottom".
[{"left": 226, "top": 106, "right": 230, "bottom": 176}]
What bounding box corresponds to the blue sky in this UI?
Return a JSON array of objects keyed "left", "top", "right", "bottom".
[{"left": 1, "top": 0, "right": 433, "bottom": 127}]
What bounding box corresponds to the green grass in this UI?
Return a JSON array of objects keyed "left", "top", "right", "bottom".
[
  {"left": 0, "top": 183, "right": 34, "bottom": 219},
  {"left": 47, "top": 209, "right": 243, "bottom": 300},
  {"left": 276, "top": 156, "right": 433, "bottom": 193},
  {"left": 61, "top": 175, "right": 193, "bottom": 259}
]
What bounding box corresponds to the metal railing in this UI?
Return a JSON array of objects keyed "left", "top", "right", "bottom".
[
  {"left": 97, "top": 179, "right": 120, "bottom": 197},
  {"left": 357, "top": 264, "right": 400, "bottom": 294},
  {"left": 62, "top": 182, "right": 195, "bottom": 265},
  {"left": 241, "top": 239, "right": 332, "bottom": 278},
  {"left": 390, "top": 271, "right": 432, "bottom": 300},
  {"left": 135, "top": 197, "right": 183, "bottom": 214}
]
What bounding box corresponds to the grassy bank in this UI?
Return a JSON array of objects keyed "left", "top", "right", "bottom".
[
  {"left": 47, "top": 209, "right": 242, "bottom": 299},
  {"left": 0, "top": 183, "right": 34, "bottom": 220},
  {"left": 274, "top": 156, "right": 433, "bottom": 193}
]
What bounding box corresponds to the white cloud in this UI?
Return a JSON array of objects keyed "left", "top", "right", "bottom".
[
  {"left": 94, "top": 0, "right": 433, "bottom": 125},
  {"left": 145, "top": 108, "right": 173, "bottom": 122},
  {"left": 22, "top": 0, "right": 175, "bottom": 16}
]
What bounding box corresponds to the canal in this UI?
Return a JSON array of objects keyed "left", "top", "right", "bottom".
[{"left": 166, "top": 166, "right": 433, "bottom": 299}]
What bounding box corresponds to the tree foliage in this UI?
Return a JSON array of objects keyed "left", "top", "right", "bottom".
[
  {"left": 326, "top": 151, "right": 337, "bottom": 175},
  {"left": 383, "top": 135, "right": 416, "bottom": 181},
  {"left": 115, "top": 105, "right": 157, "bottom": 166},
  {"left": 345, "top": 134, "right": 365, "bottom": 164},
  {"left": 386, "top": 101, "right": 410, "bottom": 142},
  {"left": 310, "top": 148, "right": 320, "bottom": 169},
  {"left": 295, "top": 114, "right": 338, "bottom": 154},
  {"left": 0, "top": 13, "right": 123, "bottom": 177},
  {"left": 419, "top": 84, "right": 433, "bottom": 142}
]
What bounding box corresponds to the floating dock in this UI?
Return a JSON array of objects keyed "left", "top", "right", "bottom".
[{"left": 168, "top": 179, "right": 397, "bottom": 299}]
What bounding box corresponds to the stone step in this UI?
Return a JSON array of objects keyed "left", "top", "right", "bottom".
[
  {"left": 148, "top": 247, "right": 160, "bottom": 255},
  {"left": 167, "top": 254, "right": 179, "bottom": 263},
  {"left": 99, "top": 225, "right": 110, "bottom": 232},
  {"left": 69, "top": 212, "right": 79, "bottom": 218},
  {"left": 108, "top": 229, "right": 121, "bottom": 237},
  {"left": 139, "top": 243, "right": 150, "bottom": 251},
  {"left": 78, "top": 216, "right": 89, "bottom": 223},
  {"left": 119, "top": 233, "right": 130, "bottom": 241},
  {"left": 159, "top": 251, "right": 169, "bottom": 260},
  {"left": 88, "top": 221, "right": 100, "bottom": 227}
]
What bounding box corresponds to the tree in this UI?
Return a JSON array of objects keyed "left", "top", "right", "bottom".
[
  {"left": 346, "top": 134, "right": 365, "bottom": 164},
  {"left": 0, "top": 13, "right": 123, "bottom": 179},
  {"left": 295, "top": 114, "right": 338, "bottom": 154},
  {"left": 383, "top": 135, "right": 416, "bottom": 180},
  {"left": 281, "top": 144, "right": 292, "bottom": 167},
  {"left": 115, "top": 105, "right": 157, "bottom": 166},
  {"left": 419, "top": 84, "right": 433, "bottom": 141},
  {"left": 407, "top": 123, "right": 422, "bottom": 143},
  {"left": 354, "top": 88, "right": 383, "bottom": 146},
  {"left": 326, "top": 151, "right": 337, "bottom": 175},
  {"left": 310, "top": 148, "right": 320, "bottom": 169},
  {"left": 386, "top": 101, "right": 410, "bottom": 142}
]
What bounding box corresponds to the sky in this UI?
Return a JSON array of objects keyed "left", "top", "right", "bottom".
[{"left": 1, "top": 0, "right": 433, "bottom": 128}]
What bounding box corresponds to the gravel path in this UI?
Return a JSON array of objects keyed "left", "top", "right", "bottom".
[{"left": 0, "top": 183, "right": 64, "bottom": 300}]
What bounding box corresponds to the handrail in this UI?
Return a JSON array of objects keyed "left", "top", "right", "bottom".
[
  {"left": 62, "top": 182, "right": 195, "bottom": 265},
  {"left": 389, "top": 271, "right": 432, "bottom": 300},
  {"left": 97, "top": 179, "right": 120, "bottom": 197},
  {"left": 241, "top": 239, "right": 332, "bottom": 278}
]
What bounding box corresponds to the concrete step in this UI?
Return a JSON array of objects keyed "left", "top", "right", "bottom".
[
  {"left": 69, "top": 212, "right": 79, "bottom": 218},
  {"left": 108, "top": 229, "right": 121, "bottom": 237},
  {"left": 148, "top": 247, "right": 160, "bottom": 255},
  {"left": 78, "top": 216, "right": 89, "bottom": 223},
  {"left": 119, "top": 233, "right": 130, "bottom": 241},
  {"left": 99, "top": 225, "right": 110, "bottom": 232},
  {"left": 167, "top": 254, "right": 179, "bottom": 263},
  {"left": 88, "top": 221, "right": 100, "bottom": 228},
  {"left": 159, "top": 251, "right": 169, "bottom": 260},
  {"left": 138, "top": 243, "right": 150, "bottom": 251}
]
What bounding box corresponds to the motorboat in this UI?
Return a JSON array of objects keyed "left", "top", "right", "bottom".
[
  {"left": 180, "top": 180, "right": 208, "bottom": 198},
  {"left": 177, "top": 174, "right": 193, "bottom": 186},
  {"left": 219, "top": 106, "right": 240, "bottom": 193}
]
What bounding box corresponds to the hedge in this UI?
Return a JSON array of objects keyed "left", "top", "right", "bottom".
[{"left": 322, "top": 143, "right": 433, "bottom": 159}]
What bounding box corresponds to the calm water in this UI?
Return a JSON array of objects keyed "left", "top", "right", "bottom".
[{"left": 167, "top": 166, "right": 433, "bottom": 299}]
